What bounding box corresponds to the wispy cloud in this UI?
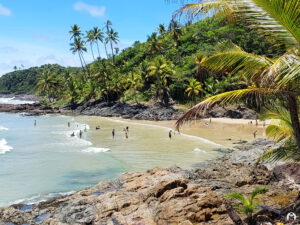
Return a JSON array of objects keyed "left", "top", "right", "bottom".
[
  {"left": 74, "top": 1, "right": 105, "bottom": 17},
  {"left": 0, "top": 3, "right": 11, "bottom": 16}
]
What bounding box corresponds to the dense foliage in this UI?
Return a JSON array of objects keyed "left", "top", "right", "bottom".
[{"left": 0, "top": 16, "right": 286, "bottom": 105}]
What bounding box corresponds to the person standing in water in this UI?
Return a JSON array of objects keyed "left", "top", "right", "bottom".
[
  {"left": 169, "top": 130, "right": 172, "bottom": 139},
  {"left": 253, "top": 130, "right": 257, "bottom": 139},
  {"left": 112, "top": 129, "right": 115, "bottom": 139},
  {"left": 68, "top": 122, "right": 70, "bottom": 127},
  {"left": 34, "top": 120, "right": 36, "bottom": 127},
  {"left": 79, "top": 130, "right": 82, "bottom": 139}
]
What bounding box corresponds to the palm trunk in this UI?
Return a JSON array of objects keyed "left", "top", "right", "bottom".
[
  {"left": 104, "top": 43, "right": 109, "bottom": 59},
  {"left": 287, "top": 94, "right": 300, "bottom": 152},
  {"left": 78, "top": 52, "right": 86, "bottom": 75},
  {"left": 90, "top": 43, "right": 95, "bottom": 61},
  {"left": 110, "top": 40, "right": 114, "bottom": 64},
  {"left": 80, "top": 52, "right": 91, "bottom": 79},
  {"left": 95, "top": 41, "right": 101, "bottom": 60}
]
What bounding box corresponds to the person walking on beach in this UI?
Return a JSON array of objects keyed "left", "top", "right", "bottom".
[
  {"left": 112, "top": 128, "right": 115, "bottom": 139},
  {"left": 169, "top": 130, "right": 172, "bottom": 139},
  {"left": 253, "top": 130, "right": 257, "bottom": 139},
  {"left": 79, "top": 130, "right": 82, "bottom": 139}
]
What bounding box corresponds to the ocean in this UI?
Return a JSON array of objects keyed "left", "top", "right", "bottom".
[{"left": 0, "top": 98, "right": 220, "bottom": 207}]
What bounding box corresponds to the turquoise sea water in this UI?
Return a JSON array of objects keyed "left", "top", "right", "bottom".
[{"left": 0, "top": 101, "right": 221, "bottom": 207}]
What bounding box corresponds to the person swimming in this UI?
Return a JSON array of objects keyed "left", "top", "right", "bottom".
[
  {"left": 112, "top": 129, "right": 115, "bottom": 139},
  {"left": 70, "top": 132, "right": 75, "bottom": 137},
  {"left": 84, "top": 126, "right": 87, "bottom": 132},
  {"left": 126, "top": 126, "right": 129, "bottom": 132}
]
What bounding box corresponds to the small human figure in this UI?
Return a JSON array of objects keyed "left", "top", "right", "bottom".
[
  {"left": 96, "top": 126, "right": 100, "bottom": 130},
  {"left": 250, "top": 121, "right": 253, "bottom": 125},
  {"left": 125, "top": 131, "right": 128, "bottom": 139},
  {"left": 79, "top": 130, "right": 82, "bottom": 139},
  {"left": 34, "top": 120, "right": 36, "bottom": 127},
  {"left": 71, "top": 132, "right": 75, "bottom": 137},
  {"left": 68, "top": 122, "right": 70, "bottom": 127},
  {"left": 209, "top": 118, "right": 212, "bottom": 124},
  {"left": 169, "top": 130, "right": 172, "bottom": 139},
  {"left": 126, "top": 126, "right": 129, "bottom": 132},
  {"left": 253, "top": 130, "right": 257, "bottom": 139},
  {"left": 84, "top": 126, "right": 87, "bottom": 132},
  {"left": 112, "top": 129, "right": 115, "bottom": 139},
  {"left": 256, "top": 119, "right": 258, "bottom": 127},
  {"left": 173, "top": 116, "right": 177, "bottom": 120}
]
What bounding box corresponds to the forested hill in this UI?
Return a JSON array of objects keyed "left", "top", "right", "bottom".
[
  {"left": 0, "top": 16, "right": 286, "bottom": 99},
  {"left": 0, "top": 64, "right": 80, "bottom": 94}
]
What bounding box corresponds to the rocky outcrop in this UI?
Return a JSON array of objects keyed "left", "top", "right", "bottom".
[
  {"left": 1, "top": 140, "right": 298, "bottom": 225},
  {"left": 0, "top": 103, "right": 60, "bottom": 116}
]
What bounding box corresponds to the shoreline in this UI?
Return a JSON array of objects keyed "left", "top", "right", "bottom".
[{"left": 0, "top": 138, "right": 299, "bottom": 224}]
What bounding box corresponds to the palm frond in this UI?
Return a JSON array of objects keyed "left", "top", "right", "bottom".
[
  {"left": 201, "top": 50, "right": 272, "bottom": 80},
  {"left": 226, "top": 193, "right": 249, "bottom": 206},
  {"left": 250, "top": 187, "right": 268, "bottom": 204},
  {"left": 176, "top": 87, "right": 280, "bottom": 129},
  {"left": 257, "top": 141, "right": 300, "bottom": 162}
]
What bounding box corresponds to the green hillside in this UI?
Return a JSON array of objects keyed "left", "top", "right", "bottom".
[{"left": 0, "top": 16, "right": 286, "bottom": 104}]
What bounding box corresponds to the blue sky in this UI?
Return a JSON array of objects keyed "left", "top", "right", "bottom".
[{"left": 0, "top": 0, "right": 182, "bottom": 75}]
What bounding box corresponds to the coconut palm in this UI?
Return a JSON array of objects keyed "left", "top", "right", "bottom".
[
  {"left": 175, "top": 0, "right": 300, "bottom": 153},
  {"left": 92, "top": 27, "right": 104, "bottom": 60},
  {"left": 85, "top": 30, "right": 96, "bottom": 61},
  {"left": 147, "top": 56, "right": 175, "bottom": 105},
  {"left": 106, "top": 28, "right": 119, "bottom": 64},
  {"left": 69, "top": 24, "right": 82, "bottom": 41},
  {"left": 169, "top": 20, "right": 182, "bottom": 46},
  {"left": 37, "top": 70, "right": 58, "bottom": 102},
  {"left": 226, "top": 187, "right": 268, "bottom": 223},
  {"left": 70, "top": 37, "right": 88, "bottom": 77},
  {"left": 158, "top": 24, "right": 166, "bottom": 35},
  {"left": 185, "top": 79, "right": 204, "bottom": 103},
  {"left": 126, "top": 71, "right": 143, "bottom": 103},
  {"left": 103, "top": 20, "right": 112, "bottom": 59},
  {"left": 257, "top": 106, "right": 300, "bottom": 162},
  {"left": 146, "top": 33, "right": 163, "bottom": 56}
]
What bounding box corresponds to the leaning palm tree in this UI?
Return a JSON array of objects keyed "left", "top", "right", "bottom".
[
  {"left": 70, "top": 37, "right": 88, "bottom": 77},
  {"left": 174, "top": 0, "right": 300, "bottom": 153},
  {"left": 106, "top": 28, "right": 119, "bottom": 64}
]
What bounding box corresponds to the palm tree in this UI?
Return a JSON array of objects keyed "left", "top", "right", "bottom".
[
  {"left": 69, "top": 24, "right": 82, "bottom": 41},
  {"left": 185, "top": 79, "right": 204, "bottom": 103},
  {"left": 92, "top": 27, "right": 104, "bottom": 60},
  {"left": 86, "top": 30, "right": 96, "bottom": 61},
  {"left": 169, "top": 20, "right": 182, "bottom": 46},
  {"left": 106, "top": 28, "right": 119, "bottom": 64},
  {"left": 257, "top": 106, "right": 300, "bottom": 162},
  {"left": 126, "top": 71, "right": 143, "bottom": 103},
  {"left": 226, "top": 187, "right": 268, "bottom": 223},
  {"left": 147, "top": 56, "right": 175, "bottom": 105},
  {"left": 37, "top": 70, "right": 58, "bottom": 102},
  {"left": 175, "top": 0, "right": 300, "bottom": 153},
  {"left": 158, "top": 24, "right": 166, "bottom": 35},
  {"left": 146, "top": 33, "right": 163, "bottom": 56},
  {"left": 103, "top": 20, "right": 112, "bottom": 59},
  {"left": 70, "top": 37, "right": 88, "bottom": 77}
]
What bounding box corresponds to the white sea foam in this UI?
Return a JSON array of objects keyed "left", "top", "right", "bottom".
[
  {"left": 82, "top": 147, "right": 110, "bottom": 153},
  {"left": 193, "top": 148, "right": 208, "bottom": 153},
  {"left": 0, "top": 97, "right": 35, "bottom": 105},
  {"left": 11, "top": 191, "right": 75, "bottom": 205},
  {"left": 0, "top": 125, "right": 8, "bottom": 131},
  {"left": 0, "top": 139, "right": 13, "bottom": 154}
]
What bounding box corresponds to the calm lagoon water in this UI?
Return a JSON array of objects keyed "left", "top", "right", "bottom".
[{"left": 0, "top": 103, "right": 220, "bottom": 206}]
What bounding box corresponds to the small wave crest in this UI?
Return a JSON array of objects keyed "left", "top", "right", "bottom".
[
  {"left": 193, "top": 148, "right": 208, "bottom": 154},
  {"left": 0, "top": 125, "right": 8, "bottom": 131},
  {"left": 82, "top": 147, "right": 110, "bottom": 153},
  {"left": 11, "top": 191, "right": 75, "bottom": 205},
  {"left": 0, "top": 139, "right": 13, "bottom": 154}
]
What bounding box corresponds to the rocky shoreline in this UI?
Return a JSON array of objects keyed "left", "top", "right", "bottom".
[{"left": 1, "top": 139, "right": 299, "bottom": 225}]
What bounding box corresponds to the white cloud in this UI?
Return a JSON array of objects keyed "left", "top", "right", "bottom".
[
  {"left": 0, "top": 3, "right": 11, "bottom": 16},
  {"left": 74, "top": 2, "right": 105, "bottom": 17}
]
